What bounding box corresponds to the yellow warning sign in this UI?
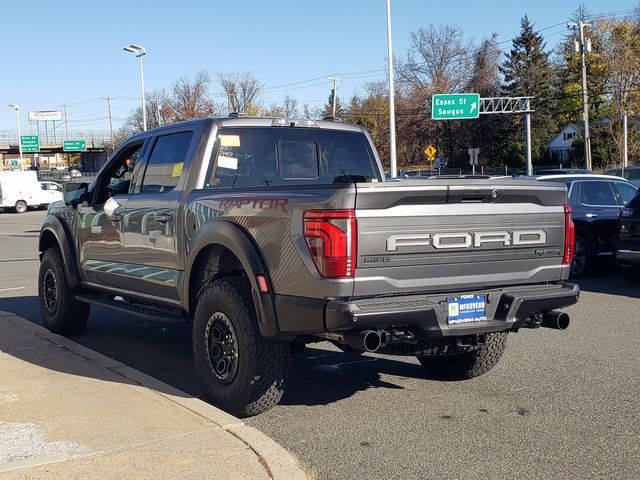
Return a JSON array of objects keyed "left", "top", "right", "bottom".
[{"left": 423, "top": 144, "right": 436, "bottom": 161}]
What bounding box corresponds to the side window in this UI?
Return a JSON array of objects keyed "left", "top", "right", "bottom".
[
  {"left": 614, "top": 182, "right": 638, "bottom": 205},
  {"left": 139, "top": 131, "right": 193, "bottom": 194},
  {"left": 40, "top": 183, "right": 48, "bottom": 190},
  {"left": 580, "top": 181, "right": 617, "bottom": 206}
]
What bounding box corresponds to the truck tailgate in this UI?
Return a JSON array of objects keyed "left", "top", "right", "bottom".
[{"left": 353, "top": 179, "right": 569, "bottom": 296}]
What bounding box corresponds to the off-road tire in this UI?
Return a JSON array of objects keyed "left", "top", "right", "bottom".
[
  {"left": 39, "top": 247, "right": 90, "bottom": 335},
  {"left": 14, "top": 200, "right": 27, "bottom": 214},
  {"left": 416, "top": 332, "right": 508, "bottom": 380},
  {"left": 193, "top": 276, "right": 289, "bottom": 417}
]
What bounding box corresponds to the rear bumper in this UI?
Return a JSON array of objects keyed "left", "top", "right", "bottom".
[{"left": 321, "top": 283, "right": 579, "bottom": 338}]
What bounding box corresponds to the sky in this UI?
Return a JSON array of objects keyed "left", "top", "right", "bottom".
[{"left": 0, "top": 0, "right": 637, "bottom": 134}]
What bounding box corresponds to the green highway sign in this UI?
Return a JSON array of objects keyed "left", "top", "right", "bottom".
[
  {"left": 431, "top": 93, "right": 480, "bottom": 120},
  {"left": 20, "top": 135, "right": 40, "bottom": 153},
  {"left": 63, "top": 140, "right": 87, "bottom": 152}
]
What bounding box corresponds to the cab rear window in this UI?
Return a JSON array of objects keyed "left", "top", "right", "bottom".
[{"left": 205, "top": 127, "right": 379, "bottom": 188}]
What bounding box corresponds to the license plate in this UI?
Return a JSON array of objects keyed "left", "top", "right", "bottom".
[{"left": 447, "top": 295, "right": 487, "bottom": 324}]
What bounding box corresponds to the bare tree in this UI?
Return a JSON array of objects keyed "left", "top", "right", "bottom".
[
  {"left": 218, "top": 71, "right": 263, "bottom": 115},
  {"left": 283, "top": 94, "right": 298, "bottom": 117},
  {"left": 397, "top": 25, "right": 474, "bottom": 94},
  {"left": 170, "top": 70, "right": 217, "bottom": 121}
]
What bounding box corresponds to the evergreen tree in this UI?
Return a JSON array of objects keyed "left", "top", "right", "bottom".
[
  {"left": 500, "top": 15, "right": 558, "bottom": 166},
  {"left": 323, "top": 89, "right": 344, "bottom": 119}
]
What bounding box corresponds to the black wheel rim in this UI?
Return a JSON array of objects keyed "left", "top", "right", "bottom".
[
  {"left": 43, "top": 269, "right": 57, "bottom": 313},
  {"left": 204, "top": 312, "right": 239, "bottom": 385},
  {"left": 571, "top": 238, "right": 588, "bottom": 276}
]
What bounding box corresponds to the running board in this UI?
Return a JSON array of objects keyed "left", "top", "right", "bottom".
[{"left": 75, "top": 294, "right": 188, "bottom": 324}]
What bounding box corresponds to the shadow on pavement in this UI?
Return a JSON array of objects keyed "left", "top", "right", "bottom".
[
  {"left": 573, "top": 264, "right": 640, "bottom": 299},
  {"left": 0, "top": 295, "right": 427, "bottom": 412}
]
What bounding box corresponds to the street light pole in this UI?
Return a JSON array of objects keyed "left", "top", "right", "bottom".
[
  {"left": 386, "top": 0, "right": 397, "bottom": 178},
  {"left": 7, "top": 104, "right": 24, "bottom": 171},
  {"left": 123, "top": 44, "right": 147, "bottom": 131},
  {"left": 622, "top": 111, "right": 628, "bottom": 177}
]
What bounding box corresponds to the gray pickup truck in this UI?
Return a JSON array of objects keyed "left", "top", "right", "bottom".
[{"left": 38, "top": 117, "right": 579, "bottom": 416}]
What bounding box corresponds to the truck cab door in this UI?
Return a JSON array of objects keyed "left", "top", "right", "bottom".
[
  {"left": 75, "top": 139, "right": 148, "bottom": 289},
  {"left": 121, "top": 129, "right": 196, "bottom": 303}
]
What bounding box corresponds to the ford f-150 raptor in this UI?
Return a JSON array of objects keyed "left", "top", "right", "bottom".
[{"left": 38, "top": 116, "right": 579, "bottom": 416}]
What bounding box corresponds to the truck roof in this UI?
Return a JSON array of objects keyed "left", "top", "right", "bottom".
[{"left": 127, "top": 116, "right": 366, "bottom": 141}]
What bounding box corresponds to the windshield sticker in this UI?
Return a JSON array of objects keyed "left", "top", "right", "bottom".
[
  {"left": 172, "top": 162, "right": 184, "bottom": 178},
  {"left": 217, "top": 156, "right": 238, "bottom": 170},
  {"left": 219, "top": 134, "right": 241, "bottom": 147}
]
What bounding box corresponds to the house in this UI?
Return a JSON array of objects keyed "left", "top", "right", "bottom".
[{"left": 547, "top": 123, "right": 583, "bottom": 163}]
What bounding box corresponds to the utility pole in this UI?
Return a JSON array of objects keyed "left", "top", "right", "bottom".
[
  {"left": 105, "top": 96, "right": 115, "bottom": 149},
  {"left": 386, "top": 0, "right": 397, "bottom": 178},
  {"left": 62, "top": 105, "right": 69, "bottom": 140},
  {"left": 568, "top": 20, "right": 592, "bottom": 170},
  {"left": 622, "top": 111, "right": 628, "bottom": 177},
  {"left": 327, "top": 75, "right": 343, "bottom": 117}
]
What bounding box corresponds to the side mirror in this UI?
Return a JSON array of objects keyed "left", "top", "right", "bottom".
[{"left": 63, "top": 182, "right": 89, "bottom": 206}]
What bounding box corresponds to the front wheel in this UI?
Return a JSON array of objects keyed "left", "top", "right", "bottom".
[
  {"left": 192, "top": 277, "right": 289, "bottom": 417},
  {"left": 39, "top": 247, "right": 90, "bottom": 335},
  {"left": 416, "top": 332, "right": 508, "bottom": 380},
  {"left": 14, "top": 200, "right": 27, "bottom": 213}
]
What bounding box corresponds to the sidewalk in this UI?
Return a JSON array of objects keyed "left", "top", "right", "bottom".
[{"left": 0, "top": 311, "right": 305, "bottom": 480}]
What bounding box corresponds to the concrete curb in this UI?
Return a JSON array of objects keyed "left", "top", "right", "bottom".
[{"left": 0, "top": 312, "right": 306, "bottom": 480}]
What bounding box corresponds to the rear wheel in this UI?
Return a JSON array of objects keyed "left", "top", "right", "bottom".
[
  {"left": 570, "top": 235, "right": 592, "bottom": 278},
  {"left": 416, "top": 332, "right": 508, "bottom": 380},
  {"left": 14, "top": 200, "right": 27, "bottom": 214},
  {"left": 192, "top": 276, "right": 289, "bottom": 417},
  {"left": 39, "top": 247, "right": 90, "bottom": 335}
]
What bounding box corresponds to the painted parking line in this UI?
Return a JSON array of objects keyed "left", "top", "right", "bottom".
[{"left": 0, "top": 287, "right": 27, "bottom": 293}]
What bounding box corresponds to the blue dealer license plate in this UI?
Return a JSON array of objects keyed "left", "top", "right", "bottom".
[{"left": 447, "top": 295, "right": 487, "bottom": 324}]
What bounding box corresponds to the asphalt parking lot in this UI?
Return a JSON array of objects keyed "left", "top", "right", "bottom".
[{"left": 1, "top": 210, "right": 638, "bottom": 480}]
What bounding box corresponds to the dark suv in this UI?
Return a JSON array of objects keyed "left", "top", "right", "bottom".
[
  {"left": 537, "top": 174, "right": 638, "bottom": 276},
  {"left": 617, "top": 190, "right": 640, "bottom": 282}
]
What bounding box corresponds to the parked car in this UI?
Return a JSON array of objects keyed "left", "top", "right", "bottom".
[
  {"left": 534, "top": 168, "right": 591, "bottom": 176},
  {"left": 604, "top": 166, "right": 640, "bottom": 187},
  {"left": 617, "top": 190, "right": 640, "bottom": 283},
  {"left": 536, "top": 174, "right": 638, "bottom": 276}
]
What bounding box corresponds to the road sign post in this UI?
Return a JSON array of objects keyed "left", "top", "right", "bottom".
[
  {"left": 20, "top": 135, "right": 40, "bottom": 153},
  {"left": 63, "top": 140, "right": 87, "bottom": 152},
  {"left": 432, "top": 93, "right": 480, "bottom": 120},
  {"left": 468, "top": 148, "right": 479, "bottom": 175}
]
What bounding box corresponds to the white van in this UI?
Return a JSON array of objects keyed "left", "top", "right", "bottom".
[{"left": 0, "top": 171, "right": 63, "bottom": 213}]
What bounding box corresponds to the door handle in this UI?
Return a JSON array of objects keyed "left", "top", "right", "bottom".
[
  {"left": 154, "top": 212, "right": 173, "bottom": 223},
  {"left": 108, "top": 213, "right": 123, "bottom": 222},
  {"left": 585, "top": 213, "right": 598, "bottom": 218}
]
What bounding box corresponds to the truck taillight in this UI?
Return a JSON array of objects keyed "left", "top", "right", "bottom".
[
  {"left": 563, "top": 204, "right": 576, "bottom": 265},
  {"left": 303, "top": 210, "right": 357, "bottom": 278}
]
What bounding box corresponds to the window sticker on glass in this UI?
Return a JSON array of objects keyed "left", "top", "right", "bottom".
[
  {"left": 218, "top": 156, "right": 238, "bottom": 170},
  {"left": 219, "top": 135, "right": 241, "bottom": 147},
  {"left": 172, "top": 162, "right": 184, "bottom": 178}
]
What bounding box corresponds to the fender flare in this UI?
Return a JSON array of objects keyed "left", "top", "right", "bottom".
[
  {"left": 39, "top": 215, "right": 81, "bottom": 289},
  {"left": 184, "top": 220, "right": 279, "bottom": 338}
]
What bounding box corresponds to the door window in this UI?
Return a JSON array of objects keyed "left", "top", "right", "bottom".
[
  {"left": 580, "top": 181, "right": 617, "bottom": 206},
  {"left": 139, "top": 131, "right": 193, "bottom": 194},
  {"left": 614, "top": 182, "right": 638, "bottom": 205}
]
